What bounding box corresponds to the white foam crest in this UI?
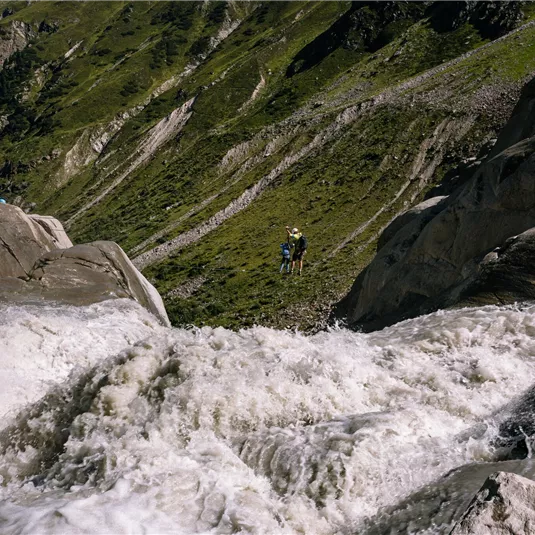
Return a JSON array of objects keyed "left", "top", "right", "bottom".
[
  {"left": 2, "top": 304, "right": 535, "bottom": 533},
  {"left": 0, "top": 299, "right": 166, "bottom": 420}
]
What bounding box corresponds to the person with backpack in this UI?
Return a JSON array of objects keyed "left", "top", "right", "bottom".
[
  {"left": 285, "top": 226, "right": 308, "bottom": 275},
  {"left": 279, "top": 241, "right": 291, "bottom": 273}
]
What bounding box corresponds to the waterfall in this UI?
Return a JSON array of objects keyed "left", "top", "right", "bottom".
[{"left": 2, "top": 302, "right": 535, "bottom": 534}]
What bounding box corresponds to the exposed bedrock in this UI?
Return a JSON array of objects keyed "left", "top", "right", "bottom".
[
  {"left": 427, "top": 1, "right": 523, "bottom": 39},
  {"left": 451, "top": 472, "right": 535, "bottom": 535},
  {"left": 0, "top": 204, "right": 169, "bottom": 326},
  {"left": 0, "top": 204, "right": 69, "bottom": 278},
  {"left": 335, "top": 75, "right": 535, "bottom": 331},
  {"left": 0, "top": 20, "right": 36, "bottom": 67},
  {"left": 458, "top": 228, "right": 535, "bottom": 308},
  {"left": 28, "top": 214, "right": 73, "bottom": 250}
]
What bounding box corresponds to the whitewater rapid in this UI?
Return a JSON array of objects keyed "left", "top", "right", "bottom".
[
  {"left": 2, "top": 301, "right": 535, "bottom": 534},
  {"left": 0, "top": 300, "right": 167, "bottom": 419}
]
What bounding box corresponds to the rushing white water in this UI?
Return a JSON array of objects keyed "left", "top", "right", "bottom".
[
  {"left": 2, "top": 303, "right": 535, "bottom": 534},
  {"left": 0, "top": 300, "right": 167, "bottom": 420}
]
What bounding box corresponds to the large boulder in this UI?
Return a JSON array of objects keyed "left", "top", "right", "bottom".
[
  {"left": 458, "top": 228, "right": 535, "bottom": 307},
  {"left": 451, "top": 472, "right": 535, "bottom": 534},
  {"left": 28, "top": 214, "right": 73, "bottom": 249},
  {"left": 335, "top": 75, "right": 535, "bottom": 331},
  {"left": 377, "top": 195, "right": 448, "bottom": 251},
  {"left": 0, "top": 205, "right": 170, "bottom": 326},
  {"left": 0, "top": 204, "right": 67, "bottom": 278}
]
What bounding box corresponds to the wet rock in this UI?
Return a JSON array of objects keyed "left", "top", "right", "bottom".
[
  {"left": 493, "top": 382, "right": 535, "bottom": 459},
  {"left": 451, "top": 472, "right": 535, "bottom": 534},
  {"left": 22, "top": 241, "right": 170, "bottom": 326},
  {"left": 358, "top": 461, "right": 535, "bottom": 535},
  {"left": 458, "top": 227, "right": 535, "bottom": 308}
]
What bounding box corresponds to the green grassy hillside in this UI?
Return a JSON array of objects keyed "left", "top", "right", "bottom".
[{"left": 2, "top": 1, "right": 535, "bottom": 329}]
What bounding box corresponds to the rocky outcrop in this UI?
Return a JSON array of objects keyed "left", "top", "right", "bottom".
[
  {"left": 287, "top": 1, "right": 523, "bottom": 78},
  {"left": 0, "top": 20, "right": 36, "bottom": 67},
  {"left": 335, "top": 74, "right": 535, "bottom": 331},
  {"left": 490, "top": 76, "right": 535, "bottom": 157},
  {"left": 66, "top": 97, "right": 196, "bottom": 226},
  {"left": 428, "top": 1, "right": 523, "bottom": 39},
  {"left": 0, "top": 204, "right": 169, "bottom": 326},
  {"left": 377, "top": 196, "right": 448, "bottom": 251},
  {"left": 286, "top": 2, "right": 426, "bottom": 77},
  {"left": 0, "top": 204, "right": 64, "bottom": 278},
  {"left": 451, "top": 472, "right": 535, "bottom": 534},
  {"left": 28, "top": 214, "right": 73, "bottom": 249},
  {"left": 61, "top": 107, "right": 142, "bottom": 186},
  {"left": 458, "top": 228, "right": 535, "bottom": 308}
]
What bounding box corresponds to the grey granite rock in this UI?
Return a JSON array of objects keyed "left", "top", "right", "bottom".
[
  {"left": 451, "top": 472, "right": 535, "bottom": 535},
  {"left": 377, "top": 195, "right": 449, "bottom": 252},
  {"left": 28, "top": 214, "right": 73, "bottom": 249},
  {"left": 0, "top": 204, "right": 169, "bottom": 326},
  {"left": 0, "top": 204, "right": 58, "bottom": 278},
  {"left": 457, "top": 227, "right": 535, "bottom": 307},
  {"left": 30, "top": 241, "right": 170, "bottom": 326},
  {"left": 0, "top": 20, "right": 36, "bottom": 67}
]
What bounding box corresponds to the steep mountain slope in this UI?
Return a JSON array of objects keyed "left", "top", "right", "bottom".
[{"left": 2, "top": 1, "right": 535, "bottom": 329}]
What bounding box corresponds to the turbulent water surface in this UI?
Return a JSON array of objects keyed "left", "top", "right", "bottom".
[{"left": 2, "top": 301, "right": 535, "bottom": 534}]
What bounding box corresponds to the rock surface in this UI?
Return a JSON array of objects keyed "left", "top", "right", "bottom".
[
  {"left": 0, "top": 204, "right": 170, "bottom": 326},
  {"left": 490, "top": 76, "right": 535, "bottom": 157},
  {"left": 451, "top": 472, "right": 535, "bottom": 535},
  {"left": 0, "top": 204, "right": 60, "bottom": 278},
  {"left": 288, "top": 2, "right": 523, "bottom": 78},
  {"left": 377, "top": 195, "right": 448, "bottom": 252},
  {"left": 428, "top": 1, "right": 523, "bottom": 39},
  {"left": 28, "top": 214, "right": 73, "bottom": 249},
  {"left": 0, "top": 20, "right": 36, "bottom": 67},
  {"left": 335, "top": 74, "right": 535, "bottom": 331},
  {"left": 458, "top": 228, "right": 535, "bottom": 308}
]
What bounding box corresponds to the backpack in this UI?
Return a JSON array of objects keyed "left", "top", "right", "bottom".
[{"left": 297, "top": 235, "right": 308, "bottom": 251}]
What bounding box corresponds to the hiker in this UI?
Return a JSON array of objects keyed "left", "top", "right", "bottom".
[
  {"left": 285, "top": 226, "right": 307, "bottom": 275},
  {"left": 280, "top": 242, "right": 291, "bottom": 273}
]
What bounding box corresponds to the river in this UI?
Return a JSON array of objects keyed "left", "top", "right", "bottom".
[{"left": 2, "top": 300, "right": 535, "bottom": 534}]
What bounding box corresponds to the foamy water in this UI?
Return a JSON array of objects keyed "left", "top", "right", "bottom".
[
  {"left": 0, "top": 300, "right": 167, "bottom": 419},
  {"left": 2, "top": 303, "right": 535, "bottom": 534}
]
